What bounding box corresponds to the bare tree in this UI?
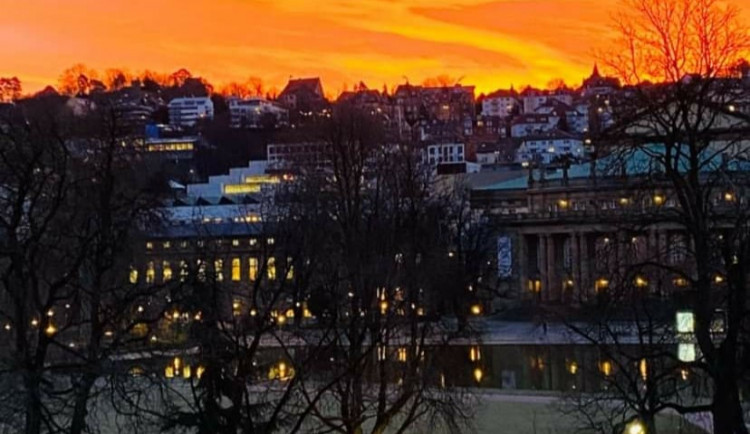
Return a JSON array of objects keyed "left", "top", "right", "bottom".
[{"left": 580, "top": 1, "right": 750, "bottom": 431}]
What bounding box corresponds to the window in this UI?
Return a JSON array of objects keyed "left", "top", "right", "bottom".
[
  {"left": 197, "top": 260, "right": 206, "bottom": 281},
  {"left": 267, "top": 257, "right": 277, "bottom": 280},
  {"left": 232, "top": 239, "right": 240, "bottom": 247},
  {"left": 163, "top": 261, "right": 172, "bottom": 282},
  {"left": 163, "top": 241, "right": 171, "bottom": 249},
  {"left": 286, "top": 257, "right": 294, "bottom": 280},
  {"left": 179, "top": 261, "right": 188, "bottom": 282},
  {"left": 129, "top": 267, "right": 138, "bottom": 284},
  {"left": 231, "top": 258, "right": 241, "bottom": 281},
  {"left": 146, "top": 242, "right": 153, "bottom": 250},
  {"left": 267, "top": 237, "right": 275, "bottom": 246},
  {"left": 249, "top": 238, "right": 258, "bottom": 246},
  {"left": 249, "top": 257, "right": 259, "bottom": 281},
  {"left": 214, "top": 260, "right": 224, "bottom": 282},
  {"left": 146, "top": 262, "right": 155, "bottom": 284}
]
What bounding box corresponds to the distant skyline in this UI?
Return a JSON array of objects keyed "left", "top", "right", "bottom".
[{"left": 3, "top": 0, "right": 750, "bottom": 95}]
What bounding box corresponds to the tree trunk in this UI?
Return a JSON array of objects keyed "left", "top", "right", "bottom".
[
  {"left": 713, "top": 370, "right": 748, "bottom": 434},
  {"left": 24, "top": 373, "right": 41, "bottom": 434},
  {"left": 69, "top": 373, "right": 97, "bottom": 434}
]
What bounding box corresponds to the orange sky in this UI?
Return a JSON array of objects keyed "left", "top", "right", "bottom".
[{"left": 2, "top": 0, "right": 750, "bottom": 95}]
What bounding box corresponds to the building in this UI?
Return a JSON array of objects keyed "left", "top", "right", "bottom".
[
  {"left": 510, "top": 113, "right": 557, "bottom": 137},
  {"left": 471, "top": 146, "right": 744, "bottom": 304},
  {"left": 476, "top": 139, "right": 519, "bottom": 165},
  {"left": 277, "top": 78, "right": 327, "bottom": 117},
  {"left": 186, "top": 160, "right": 289, "bottom": 197},
  {"left": 393, "top": 84, "right": 476, "bottom": 140},
  {"left": 425, "top": 142, "right": 466, "bottom": 166},
  {"left": 168, "top": 97, "right": 214, "bottom": 127},
  {"left": 581, "top": 65, "right": 621, "bottom": 98},
  {"left": 520, "top": 88, "right": 574, "bottom": 114},
  {"left": 481, "top": 89, "right": 519, "bottom": 117},
  {"left": 515, "top": 131, "right": 585, "bottom": 165},
  {"left": 228, "top": 97, "right": 288, "bottom": 129}
]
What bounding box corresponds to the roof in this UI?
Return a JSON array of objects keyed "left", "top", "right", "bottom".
[
  {"left": 478, "top": 144, "right": 750, "bottom": 191},
  {"left": 485, "top": 88, "right": 518, "bottom": 99},
  {"left": 279, "top": 78, "right": 323, "bottom": 98}
]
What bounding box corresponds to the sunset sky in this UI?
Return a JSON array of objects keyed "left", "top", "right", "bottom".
[{"left": 2, "top": 0, "right": 750, "bottom": 95}]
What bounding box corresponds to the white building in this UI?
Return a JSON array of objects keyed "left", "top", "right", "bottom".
[
  {"left": 481, "top": 89, "right": 519, "bottom": 117},
  {"left": 228, "top": 97, "right": 288, "bottom": 129},
  {"left": 425, "top": 143, "right": 465, "bottom": 166},
  {"left": 510, "top": 114, "right": 557, "bottom": 137},
  {"left": 168, "top": 97, "right": 214, "bottom": 127},
  {"left": 515, "top": 133, "right": 584, "bottom": 165},
  {"left": 186, "top": 160, "right": 285, "bottom": 198},
  {"left": 520, "top": 89, "right": 574, "bottom": 114}
]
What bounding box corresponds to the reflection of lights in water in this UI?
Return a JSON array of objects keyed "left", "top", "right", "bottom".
[
  {"left": 626, "top": 420, "right": 646, "bottom": 434},
  {"left": 469, "top": 346, "right": 481, "bottom": 362},
  {"left": 639, "top": 359, "right": 648, "bottom": 380},
  {"left": 473, "top": 367, "right": 483, "bottom": 384}
]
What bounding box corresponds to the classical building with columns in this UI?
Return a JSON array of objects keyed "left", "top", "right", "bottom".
[{"left": 471, "top": 147, "right": 743, "bottom": 304}]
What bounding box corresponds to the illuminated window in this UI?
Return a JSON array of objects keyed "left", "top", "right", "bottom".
[
  {"left": 634, "top": 276, "right": 649, "bottom": 288},
  {"left": 619, "top": 197, "right": 630, "bottom": 206},
  {"left": 214, "top": 259, "right": 224, "bottom": 282},
  {"left": 163, "top": 241, "right": 171, "bottom": 249},
  {"left": 180, "top": 241, "right": 188, "bottom": 249},
  {"left": 179, "top": 261, "right": 188, "bottom": 282},
  {"left": 676, "top": 312, "right": 695, "bottom": 333},
  {"left": 249, "top": 257, "right": 259, "bottom": 281},
  {"left": 146, "top": 241, "right": 153, "bottom": 250},
  {"left": 267, "top": 237, "right": 275, "bottom": 246},
  {"left": 146, "top": 262, "right": 155, "bottom": 284},
  {"left": 600, "top": 360, "right": 612, "bottom": 376},
  {"left": 286, "top": 257, "right": 294, "bottom": 280},
  {"left": 267, "top": 257, "right": 277, "bottom": 280},
  {"left": 129, "top": 267, "right": 138, "bottom": 284},
  {"left": 232, "top": 239, "right": 240, "bottom": 247},
  {"left": 232, "top": 299, "right": 242, "bottom": 316},
  {"left": 231, "top": 258, "right": 241, "bottom": 281},
  {"left": 678, "top": 343, "right": 696, "bottom": 362},
  {"left": 528, "top": 279, "right": 542, "bottom": 293},
  {"left": 197, "top": 260, "right": 206, "bottom": 281},
  {"left": 162, "top": 261, "right": 172, "bottom": 282},
  {"left": 557, "top": 199, "right": 570, "bottom": 209},
  {"left": 652, "top": 194, "right": 665, "bottom": 206},
  {"left": 397, "top": 347, "right": 407, "bottom": 362},
  {"left": 249, "top": 238, "right": 258, "bottom": 246},
  {"left": 223, "top": 184, "right": 261, "bottom": 195},
  {"left": 595, "top": 278, "right": 609, "bottom": 292}
]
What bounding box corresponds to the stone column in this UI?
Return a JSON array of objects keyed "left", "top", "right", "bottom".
[
  {"left": 518, "top": 234, "right": 528, "bottom": 299},
  {"left": 579, "top": 233, "right": 591, "bottom": 301},
  {"left": 539, "top": 235, "right": 548, "bottom": 302},
  {"left": 546, "top": 235, "right": 556, "bottom": 302},
  {"left": 571, "top": 232, "right": 581, "bottom": 303}
]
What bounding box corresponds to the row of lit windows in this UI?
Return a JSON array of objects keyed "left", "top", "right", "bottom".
[
  {"left": 146, "top": 143, "right": 195, "bottom": 152},
  {"left": 131, "top": 257, "right": 293, "bottom": 284},
  {"left": 146, "top": 237, "right": 274, "bottom": 250}
]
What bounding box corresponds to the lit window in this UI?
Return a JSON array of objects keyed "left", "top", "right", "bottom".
[
  {"left": 267, "top": 257, "right": 277, "bottom": 280},
  {"left": 267, "top": 237, "right": 275, "bottom": 246},
  {"left": 286, "top": 257, "right": 294, "bottom": 280},
  {"left": 653, "top": 194, "right": 665, "bottom": 206},
  {"left": 162, "top": 261, "right": 172, "bottom": 282},
  {"left": 231, "top": 258, "right": 241, "bottom": 281},
  {"left": 214, "top": 259, "right": 224, "bottom": 282},
  {"left": 232, "top": 299, "right": 242, "bottom": 316},
  {"left": 249, "top": 257, "right": 259, "bottom": 281},
  {"left": 595, "top": 278, "right": 609, "bottom": 292},
  {"left": 676, "top": 312, "right": 695, "bottom": 333},
  {"left": 163, "top": 241, "right": 171, "bottom": 249},
  {"left": 249, "top": 238, "right": 258, "bottom": 246},
  {"left": 146, "top": 262, "right": 155, "bottom": 284},
  {"left": 197, "top": 260, "right": 206, "bottom": 281},
  {"left": 129, "top": 267, "right": 138, "bottom": 284},
  {"left": 232, "top": 239, "right": 240, "bottom": 247},
  {"left": 180, "top": 241, "right": 188, "bottom": 249},
  {"left": 678, "top": 343, "right": 696, "bottom": 362},
  {"left": 146, "top": 242, "right": 153, "bottom": 250},
  {"left": 179, "top": 260, "right": 188, "bottom": 282}
]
